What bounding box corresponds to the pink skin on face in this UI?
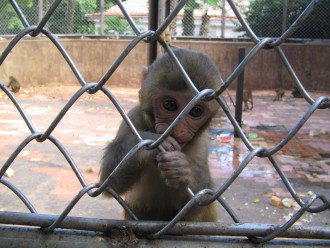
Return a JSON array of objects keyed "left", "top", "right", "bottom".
[{"left": 151, "top": 89, "right": 211, "bottom": 147}]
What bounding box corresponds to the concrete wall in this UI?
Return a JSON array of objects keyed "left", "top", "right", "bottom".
[{"left": 0, "top": 38, "right": 329, "bottom": 90}]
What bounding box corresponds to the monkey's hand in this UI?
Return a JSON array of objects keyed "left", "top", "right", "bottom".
[{"left": 156, "top": 151, "right": 194, "bottom": 189}]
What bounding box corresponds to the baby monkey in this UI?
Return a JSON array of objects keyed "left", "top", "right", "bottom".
[
  {"left": 100, "top": 49, "right": 221, "bottom": 222},
  {"left": 7, "top": 76, "right": 20, "bottom": 93}
]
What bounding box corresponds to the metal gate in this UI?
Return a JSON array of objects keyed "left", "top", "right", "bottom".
[{"left": 0, "top": 0, "right": 329, "bottom": 246}]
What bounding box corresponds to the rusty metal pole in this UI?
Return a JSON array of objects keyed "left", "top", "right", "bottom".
[
  {"left": 165, "top": 0, "right": 171, "bottom": 17},
  {"left": 148, "top": 0, "right": 159, "bottom": 65},
  {"left": 234, "top": 47, "right": 245, "bottom": 138},
  {"left": 100, "top": 0, "right": 105, "bottom": 35}
]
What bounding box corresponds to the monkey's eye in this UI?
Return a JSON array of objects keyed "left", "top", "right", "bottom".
[
  {"left": 163, "top": 100, "right": 178, "bottom": 112},
  {"left": 189, "top": 106, "right": 203, "bottom": 118}
]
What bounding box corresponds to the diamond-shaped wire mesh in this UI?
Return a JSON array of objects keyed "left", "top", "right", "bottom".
[
  {"left": 1, "top": 0, "right": 329, "bottom": 39},
  {"left": 0, "top": 0, "right": 329, "bottom": 244}
]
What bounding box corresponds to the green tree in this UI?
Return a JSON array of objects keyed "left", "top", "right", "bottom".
[
  {"left": 0, "top": 0, "right": 97, "bottom": 34},
  {"left": 104, "top": 16, "right": 130, "bottom": 35},
  {"left": 0, "top": 0, "right": 38, "bottom": 34},
  {"left": 241, "top": 0, "right": 330, "bottom": 39},
  {"left": 199, "top": 0, "right": 225, "bottom": 37},
  {"left": 182, "top": 0, "right": 199, "bottom": 36}
]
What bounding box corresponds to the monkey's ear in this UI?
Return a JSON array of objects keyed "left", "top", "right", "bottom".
[
  {"left": 142, "top": 66, "right": 149, "bottom": 77},
  {"left": 141, "top": 66, "right": 149, "bottom": 88}
]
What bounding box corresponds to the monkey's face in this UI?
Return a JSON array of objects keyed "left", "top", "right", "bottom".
[{"left": 151, "top": 90, "right": 212, "bottom": 147}]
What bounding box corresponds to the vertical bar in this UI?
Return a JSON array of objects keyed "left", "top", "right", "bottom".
[
  {"left": 282, "top": 0, "right": 288, "bottom": 34},
  {"left": 221, "top": 0, "right": 226, "bottom": 38},
  {"left": 38, "top": 0, "right": 43, "bottom": 22},
  {"left": 159, "top": 0, "right": 166, "bottom": 25},
  {"left": 148, "top": 0, "right": 159, "bottom": 65},
  {"left": 100, "top": 0, "right": 105, "bottom": 35},
  {"left": 165, "top": 0, "right": 171, "bottom": 17},
  {"left": 234, "top": 47, "right": 245, "bottom": 138}
]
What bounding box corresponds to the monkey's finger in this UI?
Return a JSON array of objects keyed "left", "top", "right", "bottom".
[
  {"left": 158, "top": 161, "right": 185, "bottom": 170},
  {"left": 156, "top": 151, "right": 183, "bottom": 162},
  {"left": 161, "top": 141, "right": 176, "bottom": 152},
  {"left": 165, "top": 136, "right": 181, "bottom": 151},
  {"left": 160, "top": 170, "right": 181, "bottom": 179},
  {"left": 164, "top": 179, "right": 180, "bottom": 188}
]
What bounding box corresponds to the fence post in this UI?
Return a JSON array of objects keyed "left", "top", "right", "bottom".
[
  {"left": 38, "top": 0, "right": 43, "bottom": 22},
  {"left": 282, "top": 0, "right": 288, "bottom": 34},
  {"left": 100, "top": 0, "right": 105, "bottom": 36},
  {"left": 148, "top": 0, "right": 159, "bottom": 65},
  {"left": 234, "top": 47, "right": 245, "bottom": 138}
]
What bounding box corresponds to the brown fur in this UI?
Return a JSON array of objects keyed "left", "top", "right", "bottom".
[
  {"left": 7, "top": 76, "right": 20, "bottom": 93},
  {"left": 100, "top": 49, "right": 220, "bottom": 222},
  {"left": 274, "top": 88, "right": 285, "bottom": 101},
  {"left": 243, "top": 88, "right": 253, "bottom": 111}
]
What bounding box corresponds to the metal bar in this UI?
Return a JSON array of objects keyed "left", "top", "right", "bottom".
[
  {"left": 157, "top": 36, "right": 200, "bottom": 94},
  {"left": 0, "top": 212, "right": 329, "bottom": 239},
  {"left": 271, "top": 0, "right": 319, "bottom": 47},
  {"left": 8, "top": 0, "right": 29, "bottom": 28},
  {"left": 32, "top": 0, "right": 63, "bottom": 37},
  {"left": 114, "top": 0, "right": 141, "bottom": 35},
  {"left": 0, "top": 83, "right": 36, "bottom": 133},
  {"left": 92, "top": 31, "right": 153, "bottom": 92},
  {"left": 100, "top": 0, "right": 105, "bottom": 35},
  {"left": 38, "top": 0, "right": 43, "bottom": 22},
  {"left": 226, "top": 0, "right": 259, "bottom": 43},
  {"left": 38, "top": 84, "right": 97, "bottom": 142},
  {"left": 234, "top": 47, "right": 245, "bottom": 138},
  {"left": 148, "top": 0, "right": 159, "bottom": 65},
  {"left": 216, "top": 38, "right": 273, "bottom": 96},
  {"left": 1, "top": 0, "right": 329, "bottom": 244},
  {"left": 0, "top": 179, "right": 37, "bottom": 213},
  {"left": 155, "top": 0, "right": 188, "bottom": 37},
  {"left": 282, "top": 0, "right": 288, "bottom": 34}
]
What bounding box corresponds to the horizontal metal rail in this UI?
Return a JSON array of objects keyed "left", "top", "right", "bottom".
[
  {"left": 0, "top": 0, "right": 329, "bottom": 245},
  {"left": 0, "top": 211, "right": 329, "bottom": 240}
]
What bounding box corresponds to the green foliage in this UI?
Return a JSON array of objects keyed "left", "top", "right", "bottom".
[
  {"left": 46, "top": 0, "right": 95, "bottom": 34},
  {"left": 0, "top": 0, "right": 37, "bottom": 34},
  {"left": 240, "top": 0, "right": 330, "bottom": 39},
  {"left": 184, "top": 0, "right": 199, "bottom": 11},
  {"left": 104, "top": 16, "right": 130, "bottom": 35},
  {"left": 0, "top": 0, "right": 97, "bottom": 34}
]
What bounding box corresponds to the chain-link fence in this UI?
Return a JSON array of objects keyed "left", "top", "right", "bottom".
[
  {"left": 0, "top": 0, "right": 329, "bottom": 245},
  {"left": 1, "top": 0, "right": 329, "bottom": 39}
]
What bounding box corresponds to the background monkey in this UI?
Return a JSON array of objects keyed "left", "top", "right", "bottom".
[
  {"left": 274, "top": 88, "right": 285, "bottom": 101},
  {"left": 243, "top": 88, "right": 253, "bottom": 111},
  {"left": 100, "top": 49, "right": 221, "bottom": 222},
  {"left": 7, "top": 76, "right": 20, "bottom": 93}
]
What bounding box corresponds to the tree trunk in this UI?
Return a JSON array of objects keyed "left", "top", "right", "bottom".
[
  {"left": 66, "top": 0, "right": 75, "bottom": 34},
  {"left": 182, "top": 8, "right": 194, "bottom": 36},
  {"left": 199, "top": 12, "right": 210, "bottom": 36},
  {"left": 100, "top": 0, "right": 105, "bottom": 35},
  {"left": 169, "top": 0, "right": 177, "bottom": 36},
  {"left": 43, "top": 0, "right": 51, "bottom": 12},
  {"left": 38, "top": 0, "right": 43, "bottom": 22},
  {"left": 32, "top": 0, "right": 39, "bottom": 23},
  {"left": 220, "top": 0, "right": 226, "bottom": 38}
]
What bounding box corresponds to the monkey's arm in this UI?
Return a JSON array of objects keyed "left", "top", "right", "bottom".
[
  {"left": 157, "top": 151, "right": 213, "bottom": 193},
  {"left": 100, "top": 106, "right": 167, "bottom": 195},
  {"left": 156, "top": 130, "right": 213, "bottom": 193}
]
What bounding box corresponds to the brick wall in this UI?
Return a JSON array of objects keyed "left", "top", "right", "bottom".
[{"left": 0, "top": 38, "right": 329, "bottom": 91}]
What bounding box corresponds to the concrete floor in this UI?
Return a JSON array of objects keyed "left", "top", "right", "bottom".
[{"left": 0, "top": 86, "right": 329, "bottom": 228}]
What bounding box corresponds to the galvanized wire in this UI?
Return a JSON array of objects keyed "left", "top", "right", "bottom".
[{"left": 0, "top": 0, "right": 329, "bottom": 245}]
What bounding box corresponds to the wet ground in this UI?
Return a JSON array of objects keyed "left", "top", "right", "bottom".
[{"left": 0, "top": 85, "right": 329, "bottom": 227}]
